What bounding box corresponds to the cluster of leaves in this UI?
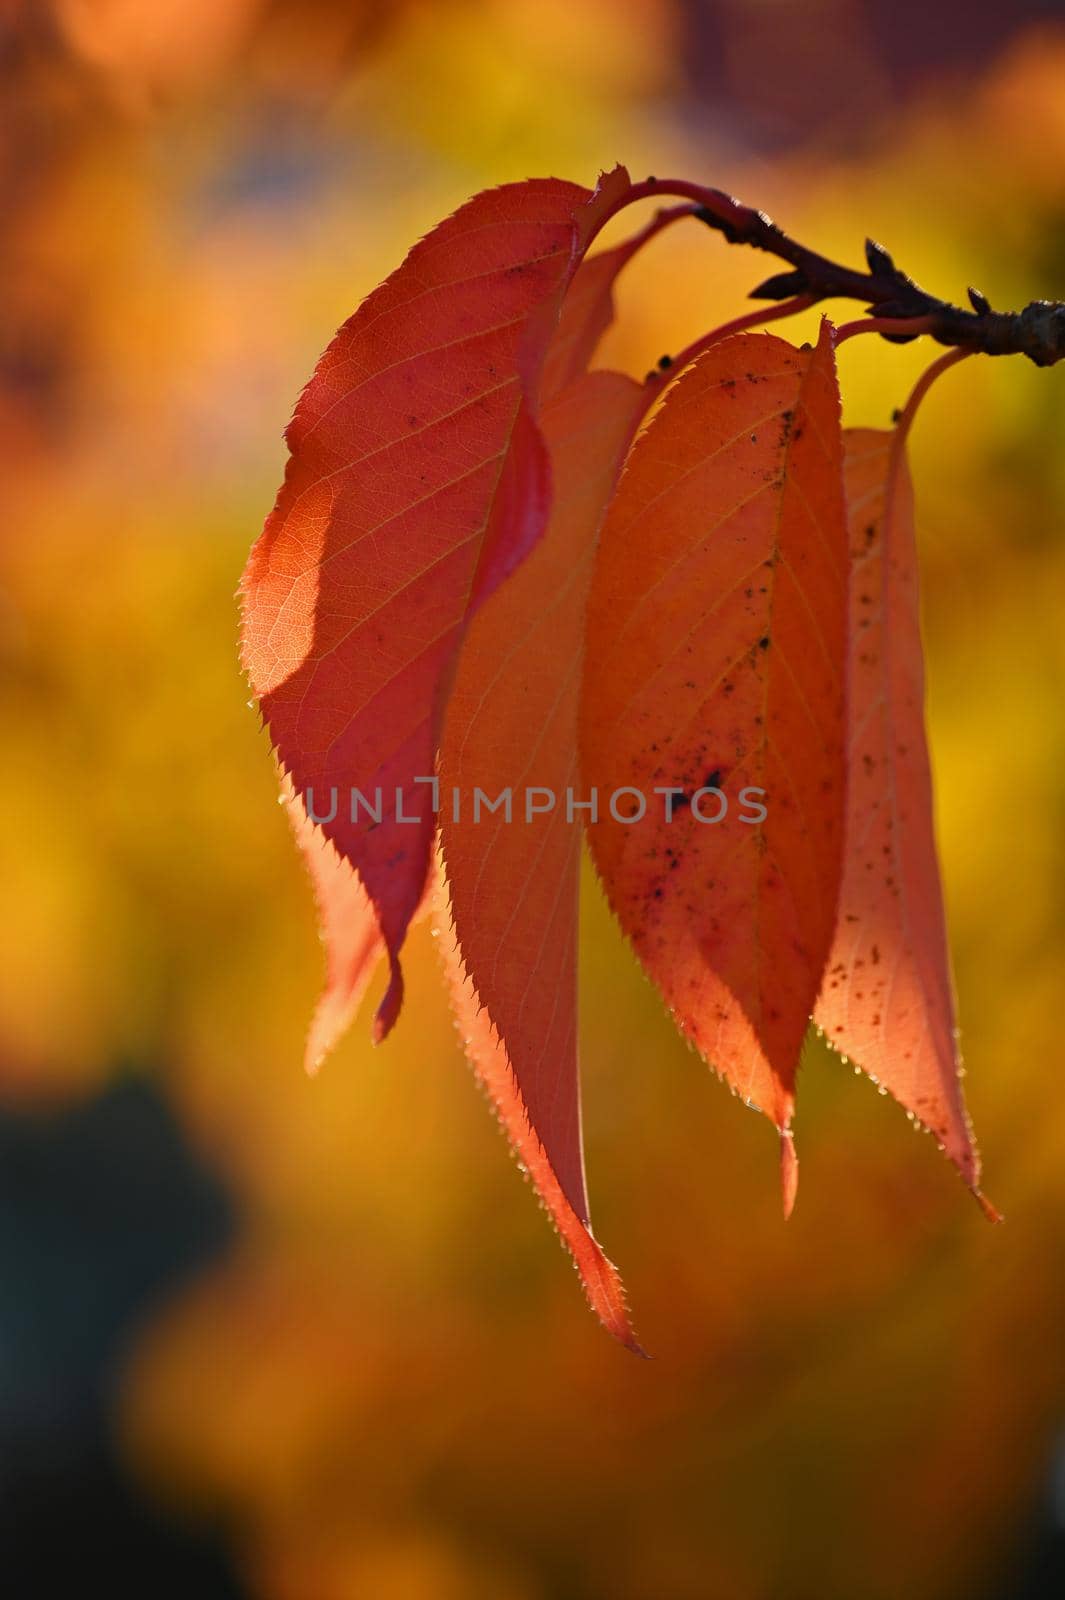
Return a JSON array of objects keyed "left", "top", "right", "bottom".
[{"left": 241, "top": 166, "right": 993, "bottom": 1351}]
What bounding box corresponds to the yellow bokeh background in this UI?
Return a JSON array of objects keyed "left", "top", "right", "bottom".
[{"left": 3, "top": 4, "right": 1065, "bottom": 1595}]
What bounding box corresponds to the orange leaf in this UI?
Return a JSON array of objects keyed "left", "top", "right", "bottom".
[
  {"left": 580, "top": 324, "right": 848, "bottom": 1187},
  {"left": 283, "top": 782, "right": 384, "bottom": 1075},
  {"left": 814, "top": 428, "right": 984, "bottom": 1198},
  {"left": 241, "top": 169, "right": 631, "bottom": 1040},
  {"left": 438, "top": 370, "right": 648, "bottom": 1349}
]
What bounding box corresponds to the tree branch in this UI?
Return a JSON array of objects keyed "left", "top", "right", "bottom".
[{"left": 621, "top": 177, "right": 1065, "bottom": 367}]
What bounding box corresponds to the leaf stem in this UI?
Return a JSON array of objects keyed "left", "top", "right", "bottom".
[
  {"left": 834, "top": 314, "right": 934, "bottom": 346},
  {"left": 892, "top": 347, "right": 974, "bottom": 446},
  {"left": 613, "top": 201, "right": 704, "bottom": 257},
  {"left": 651, "top": 295, "right": 816, "bottom": 387}
]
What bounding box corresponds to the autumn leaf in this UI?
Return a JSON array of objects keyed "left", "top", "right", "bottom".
[
  {"left": 438, "top": 369, "right": 647, "bottom": 1350},
  {"left": 282, "top": 205, "right": 667, "bottom": 1086},
  {"left": 240, "top": 167, "right": 632, "bottom": 1040},
  {"left": 814, "top": 428, "right": 987, "bottom": 1203},
  {"left": 580, "top": 324, "right": 848, "bottom": 1201}
]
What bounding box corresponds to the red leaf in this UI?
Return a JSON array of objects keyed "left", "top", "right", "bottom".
[
  {"left": 580, "top": 324, "right": 848, "bottom": 1187},
  {"left": 438, "top": 369, "right": 647, "bottom": 1349},
  {"left": 241, "top": 168, "right": 631, "bottom": 1039},
  {"left": 813, "top": 428, "right": 985, "bottom": 1197}
]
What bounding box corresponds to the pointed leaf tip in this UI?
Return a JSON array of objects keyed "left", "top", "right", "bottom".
[
  {"left": 780, "top": 1131, "right": 799, "bottom": 1220},
  {"left": 372, "top": 958, "right": 404, "bottom": 1044},
  {"left": 434, "top": 873, "right": 646, "bottom": 1355}
]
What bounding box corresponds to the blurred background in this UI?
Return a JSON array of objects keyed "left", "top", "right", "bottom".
[{"left": 3, "top": 2, "right": 1065, "bottom": 1595}]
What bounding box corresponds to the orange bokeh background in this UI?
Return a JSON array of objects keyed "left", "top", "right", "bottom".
[{"left": 3, "top": 4, "right": 1065, "bottom": 1596}]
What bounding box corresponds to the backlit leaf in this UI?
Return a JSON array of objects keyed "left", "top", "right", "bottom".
[
  {"left": 580, "top": 324, "right": 848, "bottom": 1190},
  {"left": 813, "top": 428, "right": 984, "bottom": 1198},
  {"left": 241, "top": 168, "right": 631, "bottom": 1039}
]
